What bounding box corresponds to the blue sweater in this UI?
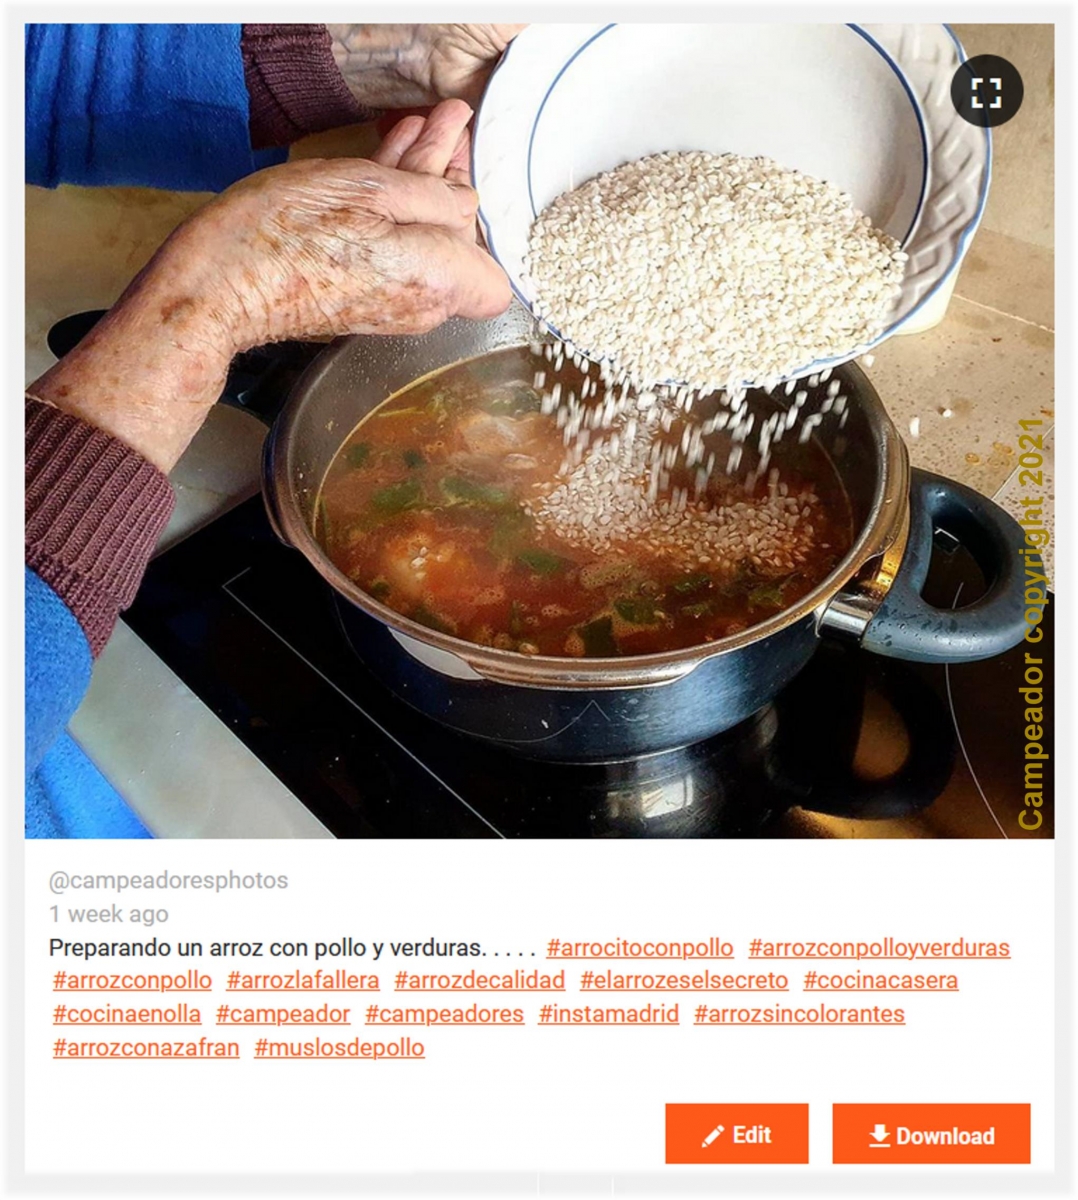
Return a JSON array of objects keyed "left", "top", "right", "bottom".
[{"left": 26, "top": 25, "right": 285, "bottom": 838}]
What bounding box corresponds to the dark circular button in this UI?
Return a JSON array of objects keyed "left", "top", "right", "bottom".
[{"left": 951, "top": 54, "right": 1024, "bottom": 127}]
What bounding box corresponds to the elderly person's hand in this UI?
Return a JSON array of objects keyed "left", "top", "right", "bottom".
[
  {"left": 29, "top": 101, "right": 508, "bottom": 474},
  {"left": 328, "top": 24, "right": 525, "bottom": 108},
  {"left": 171, "top": 99, "right": 498, "bottom": 347}
]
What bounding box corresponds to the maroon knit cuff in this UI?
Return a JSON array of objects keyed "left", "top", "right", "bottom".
[
  {"left": 26, "top": 398, "right": 175, "bottom": 657},
  {"left": 241, "top": 24, "right": 373, "bottom": 149}
]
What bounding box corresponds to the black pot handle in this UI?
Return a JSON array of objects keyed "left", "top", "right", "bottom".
[
  {"left": 761, "top": 643, "right": 956, "bottom": 821},
  {"left": 861, "top": 468, "right": 1030, "bottom": 664},
  {"left": 786, "top": 655, "right": 956, "bottom": 820},
  {"left": 216, "top": 340, "right": 325, "bottom": 427},
  {"left": 45, "top": 310, "right": 321, "bottom": 428}
]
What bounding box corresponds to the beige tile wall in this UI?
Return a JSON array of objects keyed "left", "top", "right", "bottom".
[
  {"left": 950, "top": 24, "right": 1054, "bottom": 249},
  {"left": 880, "top": 23, "right": 1056, "bottom": 581}
]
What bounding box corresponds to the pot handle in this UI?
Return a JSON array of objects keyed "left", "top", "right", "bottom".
[
  {"left": 859, "top": 468, "right": 1031, "bottom": 663},
  {"left": 780, "top": 653, "right": 956, "bottom": 821},
  {"left": 217, "top": 340, "right": 325, "bottom": 427}
]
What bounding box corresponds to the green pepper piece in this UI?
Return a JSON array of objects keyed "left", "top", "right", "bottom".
[
  {"left": 411, "top": 604, "right": 453, "bottom": 634},
  {"left": 346, "top": 442, "right": 371, "bottom": 468},
  {"left": 670, "top": 572, "right": 712, "bottom": 596},
  {"left": 489, "top": 509, "right": 532, "bottom": 558},
  {"left": 614, "top": 597, "right": 660, "bottom": 625},
  {"left": 370, "top": 478, "right": 422, "bottom": 516},
  {"left": 580, "top": 616, "right": 618, "bottom": 656},
  {"left": 747, "top": 576, "right": 793, "bottom": 611},
  {"left": 680, "top": 600, "right": 714, "bottom": 618},
  {"left": 441, "top": 476, "right": 512, "bottom": 508},
  {"left": 368, "top": 580, "right": 391, "bottom": 601},
  {"left": 402, "top": 448, "right": 425, "bottom": 469},
  {"left": 516, "top": 548, "right": 565, "bottom": 575}
]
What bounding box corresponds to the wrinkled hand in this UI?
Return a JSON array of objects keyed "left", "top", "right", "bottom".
[
  {"left": 172, "top": 101, "right": 506, "bottom": 350},
  {"left": 408, "top": 24, "right": 525, "bottom": 105},
  {"left": 371, "top": 96, "right": 472, "bottom": 185},
  {"left": 30, "top": 102, "right": 510, "bottom": 472},
  {"left": 329, "top": 24, "right": 525, "bottom": 108}
]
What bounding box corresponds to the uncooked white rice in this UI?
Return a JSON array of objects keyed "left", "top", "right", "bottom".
[
  {"left": 524, "top": 401, "right": 820, "bottom": 578},
  {"left": 524, "top": 151, "right": 906, "bottom": 395}
]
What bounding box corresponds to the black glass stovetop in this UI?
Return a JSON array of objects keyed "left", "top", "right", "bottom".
[{"left": 123, "top": 495, "right": 1054, "bottom": 840}]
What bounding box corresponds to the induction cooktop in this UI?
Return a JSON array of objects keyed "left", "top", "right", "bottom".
[{"left": 123, "top": 493, "right": 1054, "bottom": 840}]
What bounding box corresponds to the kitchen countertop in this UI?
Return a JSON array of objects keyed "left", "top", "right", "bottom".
[{"left": 25, "top": 65, "right": 1054, "bottom": 837}]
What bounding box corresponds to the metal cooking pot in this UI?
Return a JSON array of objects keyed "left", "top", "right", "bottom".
[{"left": 259, "top": 303, "right": 1029, "bottom": 762}]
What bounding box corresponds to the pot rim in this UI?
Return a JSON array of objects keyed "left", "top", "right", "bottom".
[{"left": 265, "top": 341, "right": 910, "bottom": 689}]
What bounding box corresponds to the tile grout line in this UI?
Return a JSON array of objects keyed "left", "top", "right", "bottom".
[{"left": 952, "top": 292, "right": 1054, "bottom": 333}]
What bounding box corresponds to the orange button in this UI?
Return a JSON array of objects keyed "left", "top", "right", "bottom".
[
  {"left": 832, "top": 1104, "right": 1030, "bottom": 1164},
  {"left": 666, "top": 1103, "right": 809, "bottom": 1164}
]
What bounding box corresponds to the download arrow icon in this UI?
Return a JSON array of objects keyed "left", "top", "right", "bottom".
[{"left": 870, "top": 1124, "right": 890, "bottom": 1146}]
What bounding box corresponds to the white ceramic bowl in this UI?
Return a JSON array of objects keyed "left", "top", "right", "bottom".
[{"left": 473, "top": 23, "right": 990, "bottom": 382}]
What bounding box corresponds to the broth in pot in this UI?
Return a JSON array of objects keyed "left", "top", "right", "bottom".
[{"left": 315, "top": 346, "right": 853, "bottom": 658}]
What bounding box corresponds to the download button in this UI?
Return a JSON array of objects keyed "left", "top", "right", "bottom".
[
  {"left": 666, "top": 1104, "right": 809, "bottom": 1164},
  {"left": 832, "top": 1104, "right": 1031, "bottom": 1164}
]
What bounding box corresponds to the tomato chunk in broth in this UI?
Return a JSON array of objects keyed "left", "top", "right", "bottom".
[{"left": 315, "top": 346, "right": 853, "bottom": 657}]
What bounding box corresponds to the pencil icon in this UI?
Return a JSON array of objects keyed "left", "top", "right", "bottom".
[{"left": 701, "top": 1123, "right": 725, "bottom": 1148}]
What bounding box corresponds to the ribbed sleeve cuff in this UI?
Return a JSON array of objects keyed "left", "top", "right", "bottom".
[
  {"left": 241, "top": 24, "right": 373, "bottom": 149},
  {"left": 25, "top": 397, "right": 175, "bottom": 657}
]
